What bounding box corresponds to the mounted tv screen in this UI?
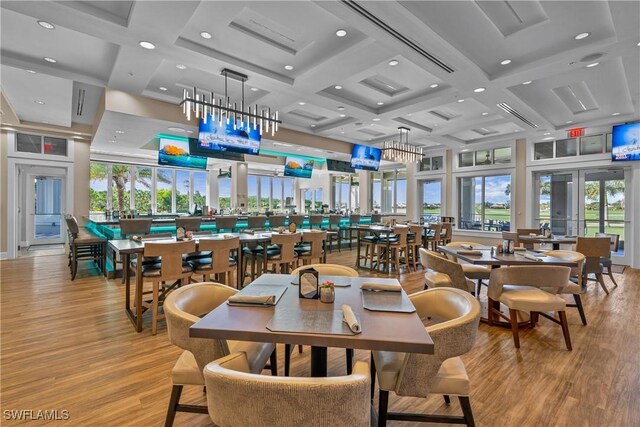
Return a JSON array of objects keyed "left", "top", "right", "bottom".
[
  {"left": 198, "top": 114, "right": 261, "bottom": 155},
  {"left": 158, "top": 138, "right": 207, "bottom": 170},
  {"left": 188, "top": 138, "right": 245, "bottom": 162},
  {"left": 350, "top": 144, "right": 382, "bottom": 171},
  {"left": 327, "top": 159, "right": 356, "bottom": 173},
  {"left": 612, "top": 121, "right": 640, "bottom": 161},
  {"left": 284, "top": 156, "right": 314, "bottom": 178}
]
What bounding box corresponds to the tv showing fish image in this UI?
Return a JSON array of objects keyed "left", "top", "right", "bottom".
[
  {"left": 198, "top": 114, "right": 261, "bottom": 155},
  {"left": 158, "top": 138, "right": 207, "bottom": 169},
  {"left": 284, "top": 157, "right": 314, "bottom": 178}
]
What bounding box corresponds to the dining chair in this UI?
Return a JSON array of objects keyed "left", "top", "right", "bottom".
[
  {"left": 440, "top": 222, "right": 453, "bottom": 245},
  {"left": 204, "top": 352, "right": 370, "bottom": 427},
  {"left": 371, "top": 287, "right": 481, "bottom": 427},
  {"left": 594, "top": 232, "right": 620, "bottom": 287},
  {"left": 64, "top": 215, "right": 106, "bottom": 280},
  {"left": 419, "top": 248, "right": 476, "bottom": 294},
  {"left": 175, "top": 216, "right": 202, "bottom": 232},
  {"left": 295, "top": 230, "right": 327, "bottom": 265},
  {"left": 516, "top": 228, "right": 542, "bottom": 250},
  {"left": 324, "top": 214, "right": 344, "bottom": 252},
  {"left": 288, "top": 214, "right": 305, "bottom": 230},
  {"left": 375, "top": 226, "right": 411, "bottom": 274},
  {"left": 214, "top": 216, "right": 237, "bottom": 232},
  {"left": 443, "top": 242, "right": 491, "bottom": 293},
  {"left": 575, "top": 236, "right": 615, "bottom": 295},
  {"left": 164, "top": 283, "right": 277, "bottom": 427},
  {"left": 246, "top": 215, "right": 267, "bottom": 230},
  {"left": 424, "top": 223, "right": 442, "bottom": 251},
  {"left": 488, "top": 266, "right": 573, "bottom": 350},
  {"left": 543, "top": 250, "right": 587, "bottom": 325},
  {"left": 136, "top": 240, "right": 196, "bottom": 335},
  {"left": 268, "top": 215, "right": 287, "bottom": 229},
  {"left": 264, "top": 232, "right": 301, "bottom": 273},
  {"left": 191, "top": 237, "right": 240, "bottom": 288},
  {"left": 408, "top": 224, "right": 424, "bottom": 270}
]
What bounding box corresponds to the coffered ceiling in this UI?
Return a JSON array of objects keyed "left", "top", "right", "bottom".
[{"left": 1, "top": 0, "right": 639, "bottom": 156}]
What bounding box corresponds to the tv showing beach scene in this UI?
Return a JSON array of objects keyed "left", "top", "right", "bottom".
[
  {"left": 158, "top": 138, "right": 207, "bottom": 170},
  {"left": 284, "top": 157, "right": 314, "bottom": 178}
]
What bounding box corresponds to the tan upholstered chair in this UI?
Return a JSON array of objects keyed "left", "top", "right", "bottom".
[
  {"left": 440, "top": 222, "right": 453, "bottom": 245},
  {"left": 488, "top": 266, "right": 572, "bottom": 350},
  {"left": 375, "top": 226, "right": 412, "bottom": 275},
  {"left": 594, "top": 232, "right": 620, "bottom": 287},
  {"left": 175, "top": 216, "right": 202, "bottom": 232},
  {"left": 419, "top": 248, "right": 475, "bottom": 294},
  {"left": 268, "top": 215, "right": 287, "bottom": 229},
  {"left": 204, "top": 352, "right": 370, "bottom": 427},
  {"left": 164, "top": 283, "right": 277, "bottom": 426},
  {"left": 371, "top": 287, "right": 481, "bottom": 427},
  {"left": 64, "top": 215, "right": 106, "bottom": 280},
  {"left": 543, "top": 250, "right": 587, "bottom": 325},
  {"left": 576, "top": 236, "right": 615, "bottom": 294},
  {"left": 214, "top": 216, "right": 237, "bottom": 232},
  {"left": 191, "top": 237, "right": 240, "bottom": 287},
  {"left": 424, "top": 223, "right": 443, "bottom": 251},
  {"left": 444, "top": 242, "right": 491, "bottom": 293},
  {"left": 408, "top": 224, "right": 424, "bottom": 270},
  {"left": 247, "top": 215, "right": 267, "bottom": 230},
  {"left": 295, "top": 230, "right": 327, "bottom": 265}
]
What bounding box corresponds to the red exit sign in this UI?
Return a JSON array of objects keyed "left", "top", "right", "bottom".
[{"left": 568, "top": 128, "right": 584, "bottom": 138}]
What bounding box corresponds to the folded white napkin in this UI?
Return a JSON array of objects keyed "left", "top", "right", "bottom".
[
  {"left": 513, "top": 247, "right": 526, "bottom": 251},
  {"left": 460, "top": 244, "right": 473, "bottom": 250},
  {"left": 228, "top": 294, "right": 276, "bottom": 305},
  {"left": 457, "top": 249, "right": 483, "bottom": 256},
  {"left": 342, "top": 304, "right": 361, "bottom": 334},
  {"left": 523, "top": 252, "right": 543, "bottom": 262},
  {"left": 361, "top": 282, "right": 402, "bottom": 292}
]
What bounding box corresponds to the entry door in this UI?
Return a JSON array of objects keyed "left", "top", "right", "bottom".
[{"left": 26, "top": 174, "right": 66, "bottom": 246}]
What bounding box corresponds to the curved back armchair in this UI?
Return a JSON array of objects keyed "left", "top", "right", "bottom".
[
  {"left": 419, "top": 248, "right": 474, "bottom": 293},
  {"left": 291, "top": 263, "right": 359, "bottom": 277},
  {"left": 576, "top": 236, "right": 614, "bottom": 294}
]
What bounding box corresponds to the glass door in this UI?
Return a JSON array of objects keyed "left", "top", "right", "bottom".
[
  {"left": 534, "top": 172, "right": 578, "bottom": 235},
  {"left": 420, "top": 180, "right": 442, "bottom": 223},
  {"left": 27, "top": 175, "right": 65, "bottom": 246}
]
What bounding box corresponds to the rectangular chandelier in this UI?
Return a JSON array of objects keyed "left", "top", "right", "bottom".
[{"left": 382, "top": 127, "right": 423, "bottom": 162}]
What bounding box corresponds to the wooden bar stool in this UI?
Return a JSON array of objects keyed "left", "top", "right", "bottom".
[
  {"left": 324, "top": 214, "right": 343, "bottom": 253},
  {"left": 214, "top": 216, "right": 237, "bottom": 232},
  {"left": 192, "top": 236, "right": 240, "bottom": 288},
  {"left": 296, "top": 230, "right": 327, "bottom": 265},
  {"left": 264, "top": 232, "right": 301, "bottom": 273},
  {"left": 64, "top": 215, "right": 107, "bottom": 280},
  {"left": 309, "top": 215, "right": 323, "bottom": 229},
  {"left": 288, "top": 214, "right": 305, "bottom": 230},
  {"left": 268, "top": 215, "right": 286, "bottom": 230}
]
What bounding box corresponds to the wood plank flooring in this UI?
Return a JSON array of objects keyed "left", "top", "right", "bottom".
[{"left": 1, "top": 250, "right": 638, "bottom": 426}]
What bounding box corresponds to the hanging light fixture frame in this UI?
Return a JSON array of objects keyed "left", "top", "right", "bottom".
[{"left": 382, "top": 126, "right": 424, "bottom": 162}]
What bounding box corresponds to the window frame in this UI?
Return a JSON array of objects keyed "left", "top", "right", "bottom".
[{"left": 370, "top": 168, "right": 407, "bottom": 214}]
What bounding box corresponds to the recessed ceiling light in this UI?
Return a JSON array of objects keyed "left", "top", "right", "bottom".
[
  {"left": 586, "top": 62, "right": 599, "bottom": 68},
  {"left": 176, "top": 64, "right": 187, "bottom": 70},
  {"left": 25, "top": 69, "right": 36, "bottom": 74},
  {"left": 566, "top": 120, "right": 573, "bottom": 124},
  {"left": 337, "top": 106, "right": 345, "bottom": 111},
  {"left": 544, "top": 137, "right": 553, "bottom": 140},
  {"left": 37, "top": 20, "right": 55, "bottom": 30},
  {"left": 461, "top": 149, "right": 470, "bottom": 152},
  {"left": 159, "top": 87, "right": 167, "bottom": 91},
  {"left": 298, "top": 102, "right": 306, "bottom": 105},
  {"left": 612, "top": 112, "right": 621, "bottom": 116},
  {"left": 377, "top": 102, "right": 384, "bottom": 105},
  {"left": 250, "top": 87, "right": 259, "bottom": 92},
  {"left": 574, "top": 32, "right": 590, "bottom": 40},
  {"left": 522, "top": 80, "right": 532, "bottom": 85},
  {"left": 457, "top": 99, "right": 465, "bottom": 103},
  {"left": 336, "top": 29, "right": 347, "bottom": 37},
  {"left": 168, "top": 126, "right": 185, "bottom": 132},
  {"left": 388, "top": 59, "right": 399, "bottom": 66},
  {"left": 481, "top": 112, "right": 489, "bottom": 116},
  {"left": 115, "top": 130, "right": 125, "bottom": 134},
  {"left": 433, "top": 124, "right": 438, "bottom": 127},
  {"left": 109, "top": 140, "right": 116, "bottom": 143},
  {"left": 474, "top": 87, "right": 486, "bottom": 93},
  {"left": 500, "top": 59, "right": 512, "bottom": 65},
  {"left": 334, "top": 85, "right": 343, "bottom": 90},
  {"left": 139, "top": 41, "right": 156, "bottom": 50},
  {"left": 372, "top": 118, "right": 380, "bottom": 121},
  {"left": 311, "top": 124, "right": 316, "bottom": 127},
  {"left": 429, "top": 83, "right": 439, "bottom": 88},
  {"left": 341, "top": 131, "right": 345, "bottom": 134},
  {"left": 514, "top": 130, "right": 520, "bottom": 132},
  {"left": 544, "top": 132, "right": 551, "bottom": 135},
  {"left": 42, "top": 121, "right": 49, "bottom": 124},
  {"left": 34, "top": 100, "right": 45, "bottom": 105},
  {"left": 637, "top": 42, "right": 640, "bottom": 46},
  {"left": 284, "top": 65, "right": 294, "bottom": 70},
  {"left": 186, "top": 130, "right": 194, "bottom": 134},
  {"left": 43, "top": 57, "right": 57, "bottom": 63},
  {"left": 339, "top": 114, "right": 346, "bottom": 117},
  {"left": 200, "top": 31, "right": 212, "bottom": 39}
]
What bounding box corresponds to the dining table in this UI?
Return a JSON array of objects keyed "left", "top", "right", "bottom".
[
  {"left": 190, "top": 274, "right": 434, "bottom": 377},
  {"left": 517, "top": 235, "right": 577, "bottom": 250},
  {"left": 109, "top": 232, "right": 274, "bottom": 332}
]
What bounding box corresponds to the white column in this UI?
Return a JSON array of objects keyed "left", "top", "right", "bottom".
[
  {"left": 358, "top": 170, "right": 370, "bottom": 215},
  {"left": 232, "top": 162, "right": 248, "bottom": 212},
  {"left": 406, "top": 162, "right": 418, "bottom": 221},
  {"left": 208, "top": 172, "right": 219, "bottom": 212}
]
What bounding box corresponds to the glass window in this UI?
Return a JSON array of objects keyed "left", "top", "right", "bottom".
[
  {"left": 371, "top": 172, "right": 381, "bottom": 212},
  {"left": 304, "top": 190, "right": 313, "bottom": 213},
  {"left": 419, "top": 157, "right": 431, "bottom": 171},
  {"left": 16, "top": 133, "right": 42, "bottom": 153},
  {"left": 260, "top": 176, "right": 271, "bottom": 211},
  {"left": 332, "top": 176, "right": 350, "bottom": 211},
  {"left": 493, "top": 147, "right": 511, "bottom": 164},
  {"left": 43, "top": 136, "right": 67, "bottom": 156},
  {"left": 247, "top": 175, "right": 258, "bottom": 211},
  {"left": 475, "top": 150, "right": 492, "bottom": 165},
  {"left": 606, "top": 133, "right": 612, "bottom": 152},
  {"left": 459, "top": 152, "right": 474, "bottom": 167},
  {"left": 156, "top": 169, "right": 173, "bottom": 214},
  {"left": 111, "top": 165, "right": 131, "bottom": 213},
  {"left": 556, "top": 138, "right": 577, "bottom": 157},
  {"left": 135, "top": 167, "right": 152, "bottom": 214},
  {"left": 219, "top": 177, "right": 232, "bottom": 212},
  {"left": 395, "top": 170, "right": 407, "bottom": 214},
  {"left": 580, "top": 135, "right": 603, "bottom": 155},
  {"left": 314, "top": 189, "right": 323, "bottom": 211},
  {"left": 350, "top": 176, "right": 359, "bottom": 211},
  {"left": 534, "top": 141, "right": 554, "bottom": 160},
  {"left": 272, "top": 177, "right": 283, "bottom": 211},
  {"left": 421, "top": 180, "right": 441, "bottom": 223},
  {"left": 176, "top": 170, "right": 190, "bottom": 213},
  {"left": 283, "top": 179, "right": 294, "bottom": 211},
  {"left": 431, "top": 156, "right": 443, "bottom": 170},
  {"left": 89, "top": 163, "right": 108, "bottom": 213},
  {"left": 459, "top": 175, "right": 511, "bottom": 231},
  {"left": 382, "top": 171, "right": 395, "bottom": 213},
  {"left": 193, "top": 171, "right": 207, "bottom": 210}
]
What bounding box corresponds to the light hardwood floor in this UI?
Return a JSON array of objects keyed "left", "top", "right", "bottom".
[{"left": 1, "top": 250, "right": 638, "bottom": 426}]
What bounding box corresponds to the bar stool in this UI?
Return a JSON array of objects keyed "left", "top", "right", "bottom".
[
  {"left": 407, "top": 224, "right": 424, "bottom": 270},
  {"left": 263, "top": 232, "right": 301, "bottom": 273},
  {"left": 64, "top": 215, "right": 106, "bottom": 280},
  {"left": 371, "top": 213, "right": 382, "bottom": 224},
  {"left": 348, "top": 214, "right": 361, "bottom": 248},
  {"left": 191, "top": 237, "right": 240, "bottom": 288},
  {"left": 118, "top": 218, "right": 153, "bottom": 283},
  {"left": 288, "top": 214, "right": 305, "bottom": 230},
  {"left": 296, "top": 230, "right": 327, "bottom": 265},
  {"left": 424, "top": 223, "right": 442, "bottom": 251},
  {"left": 309, "top": 215, "right": 323, "bottom": 229},
  {"left": 268, "top": 215, "right": 286, "bottom": 230},
  {"left": 215, "top": 216, "right": 237, "bottom": 232},
  {"left": 375, "top": 226, "right": 411, "bottom": 274},
  {"left": 324, "top": 214, "right": 343, "bottom": 253},
  {"left": 247, "top": 216, "right": 267, "bottom": 230},
  {"left": 175, "top": 216, "right": 202, "bottom": 232}
]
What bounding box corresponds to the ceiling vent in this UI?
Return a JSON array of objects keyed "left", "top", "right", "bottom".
[
  {"left": 472, "top": 127, "right": 498, "bottom": 136},
  {"left": 341, "top": 0, "right": 455, "bottom": 73},
  {"left": 76, "top": 88, "right": 85, "bottom": 116},
  {"left": 288, "top": 109, "right": 328, "bottom": 122},
  {"left": 359, "top": 75, "right": 408, "bottom": 96},
  {"left": 497, "top": 103, "right": 538, "bottom": 128},
  {"left": 428, "top": 110, "right": 454, "bottom": 121}
]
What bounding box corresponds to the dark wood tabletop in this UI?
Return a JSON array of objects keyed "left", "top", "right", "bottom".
[{"left": 437, "top": 245, "right": 579, "bottom": 267}]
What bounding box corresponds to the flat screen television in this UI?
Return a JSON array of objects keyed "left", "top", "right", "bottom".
[
  {"left": 284, "top": 156, "right": 314, "bottom": 178},
  {"left": 612, "top": 121, "right": 640, "bottom": 161},
  {"left": 158, "top": 138, "right": 207, "bottom": 170},
  {"left": 198, "top": 114, "right": 261, "bottom": 155},
  {"left": 350, "top": 144, "right": 382, "bottom": 171},
  {"left": 327, "top": 159, "right": 356, "bottom": 173},
  {"left": 188, "top": 138, "right": 245, "bottom": 161}
]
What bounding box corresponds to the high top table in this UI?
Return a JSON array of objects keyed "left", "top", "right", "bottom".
[{"left": 190, "top": 274, "right": 434, "bottom": 377}]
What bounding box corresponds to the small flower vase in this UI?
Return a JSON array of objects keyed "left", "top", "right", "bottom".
[{"left": 320, "top": 287, "right": 335, "bottom": 303}]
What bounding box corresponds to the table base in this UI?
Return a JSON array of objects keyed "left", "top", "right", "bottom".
[{"left": 310, "top": 346, "right": 327, "bottom": 377}]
